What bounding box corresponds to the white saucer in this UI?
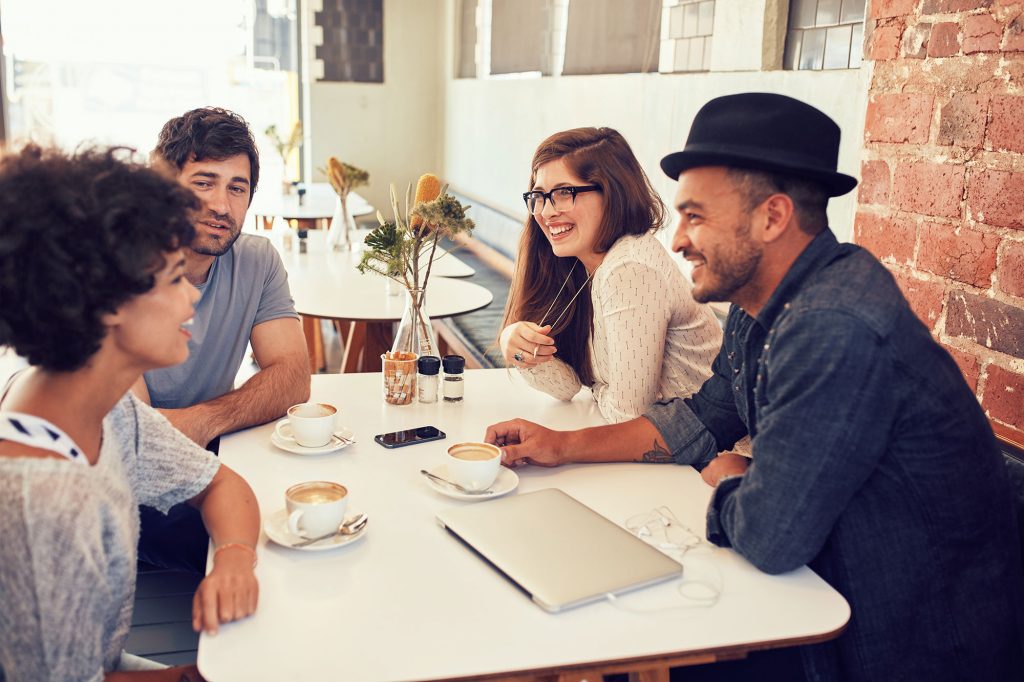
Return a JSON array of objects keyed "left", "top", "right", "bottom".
[
  {"left": 423, "top": 464, "right": 519, "bottom": 501},
  {"left": 263, "top": 508, "right": 368, "bottom": 551},
  {"left": 270, "top": 423, "right": 355, "bottom": 455}
]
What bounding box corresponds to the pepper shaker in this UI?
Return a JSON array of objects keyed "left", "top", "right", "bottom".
[{"left": 442, "top": 355, "right": 465, "bottom": 403}]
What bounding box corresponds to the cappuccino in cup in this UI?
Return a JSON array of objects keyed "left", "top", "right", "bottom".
[
  {"left": 446, "top": 442, "right": 502, "bottom": 492},
  {"left": 275, "top": 402, "right": 338, "bottom": 448},
  {"left": 286, "top": 481, "right": 348, "bottom": 538}
]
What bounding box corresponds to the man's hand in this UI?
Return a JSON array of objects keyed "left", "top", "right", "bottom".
[
  {"left": 700, "top": 452, "right": 751, "bottom": 487},
  {"left": 192, "top": 545, "right": 259, "bottom": 635},
  {"left": 484, "top": 418, "right": 569, "bottom": 468}
]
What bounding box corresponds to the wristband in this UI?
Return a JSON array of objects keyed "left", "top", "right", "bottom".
[{"left": 214, "top": 542, "right": 257, "bottom": 569}]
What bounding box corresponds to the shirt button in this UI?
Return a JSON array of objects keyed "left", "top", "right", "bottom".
[
  {"left": 763, "top": 344, "right": 770, "bottom": 350},
  {"left": 733, "top": 368, "right": 740, "bottom": 375}
]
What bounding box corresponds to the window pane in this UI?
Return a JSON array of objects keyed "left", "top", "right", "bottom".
[
  {"left": 799, "top": 27, "right": 826, "bottom": 69},
  {"left": 789, "top": 0, "right": 818, "bottom": 30},
  {"left": 456, "top": 0, "right": 478, "bottom": 78},
  {"left": 840, "top": 0, "right": 866, "bottom": 23},
  {"left": 697, "top": 1, "right": 714, "bottom": 36},
  {"left": 670, "top": 5, "right": 685, "bottom": 39},
  {"left": 316, "top": 0, "right": 383, "bottom": 83},
  {"left": 823, "top": 24, "right": 852, "bottom": 68},
  {"left": 674, "top": 38, "right": 690, "bottom": 71},
  {"left": 683, "top": 2, "right": 699, "bottom": 38},
  {"left": 689, "top": 35, "right": 705, "bottom": 70},
  {"left": 816, "top": 0, "right": 841, "bottom": 25},
  {"left": 490, "top": 0, "right": 547, "bottom": 75},
  {"left": 849, "top": 22, "right": 864, "bottom": 68},
  {"left": 563, "top": 0, "right": 661, "bottom": 75},
  {"left": 784, "top": 30, "right": 803, "bottom": 70}
]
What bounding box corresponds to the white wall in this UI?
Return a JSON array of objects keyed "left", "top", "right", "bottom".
[
  {"left": 305, "top": 0, "right": 445, "bottom": 211},
  {"left": 440, "top": 0, "right": 870, "bottom": 243}
]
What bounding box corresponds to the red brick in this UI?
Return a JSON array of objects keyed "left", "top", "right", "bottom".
[
  {"left": 893, "top": 162, "right": 965, "bottom": 218},
  {"left": 917, "top": 222, "right": 999, "bottom": 287},
  {"left": 872, "top": 0, "right": 921, "bottom": 18},
  {"left": 937, "top": 94, "right": 988, "bottom": 148},
  {"left": 928, "top": 22, "right": 961, "bottom": 56},
  {"left": 987, "top": 95, "right": 1024, "bottom": 153},
  {"left": 870, "top": 22, "right": 905, "bottom": 60},
  {"left": 997, "top": 239, "right": 1024, "bottom": 297},
  {"left": 866, "top": 94, "right": 934, "bottom": 143},
  {"left": 895, "top": 272, "right": 947, "bottom": 328},
  {"left": 941, "top": 344, "right": 982, "bottom": 392},
  {"left": 967, "top": 169, "right": 1024, "bottom": 229},
  {"left": 1006, "top": 12, "right": 1024, "bottom": 51},
  {"left": 946, "top": 290, "right": 1024, "bottom": 358},
  {"left": 858, "top": 159, "right": 892, "bottom": 205},
  {"left": 902, "top": 22, "right": 932, "bottom": 58},
  {"left": 922, "top": 0, "right": 992, "bottom": 11},
  {"left": 964, "top": 13, "right": 1003, "bottom": 52},
  {"left": 982, "top": 364, "right": 1024, "bottom": 429},
  {"left": 854, "top": 212, "right": 917, "bottom": 264}
]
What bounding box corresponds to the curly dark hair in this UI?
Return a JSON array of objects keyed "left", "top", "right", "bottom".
[
  {"left": 154, "top": 107, "right": 260, "bottom": 202},
  {"left": 0, "top": 144, "right": 197, "bottom": 371}
]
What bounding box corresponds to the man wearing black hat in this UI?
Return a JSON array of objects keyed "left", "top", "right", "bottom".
[{"left": 486, "top": 93, "right": 1022, "bottom": 680}]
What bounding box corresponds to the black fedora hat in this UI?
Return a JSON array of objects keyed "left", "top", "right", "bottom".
[{"left": 660, "top": 92, "right": 858, "bottom": 197}]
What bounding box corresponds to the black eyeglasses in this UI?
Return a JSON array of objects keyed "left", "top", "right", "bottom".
[{"left": 522, "top": 185, "right": 601, "bottom": 215}]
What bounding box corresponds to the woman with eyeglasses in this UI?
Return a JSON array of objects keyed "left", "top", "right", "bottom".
[
  {"left": 0, "top": 146, "right": 260, "bottom": 681},
  {"left": 499, "top": 127, "right": 722, "bottom": 424}
]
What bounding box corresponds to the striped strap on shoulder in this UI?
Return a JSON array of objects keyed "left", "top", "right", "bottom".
[{"left": 0, "top": 412, "right": 86, "bottom": 463}]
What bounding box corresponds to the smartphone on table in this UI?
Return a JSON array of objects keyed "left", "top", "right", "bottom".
[{"left": 374, "top": 425, "right": 446, "bottom": 449}]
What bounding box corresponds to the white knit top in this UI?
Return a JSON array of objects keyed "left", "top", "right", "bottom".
[{"left": 519, "top": 232, "right": 722, "bottom": 423}]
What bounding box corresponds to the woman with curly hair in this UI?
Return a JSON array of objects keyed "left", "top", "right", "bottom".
[
  {"left": 499, "top": 127, "right": 722, "bottom": 424},
  {"left": 0, "top": 145, "right": 260, "bottom": 681}
]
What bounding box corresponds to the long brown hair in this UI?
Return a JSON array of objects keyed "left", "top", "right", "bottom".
[{"left": 501, "top": 127, "right": 665, "bottom": 386}]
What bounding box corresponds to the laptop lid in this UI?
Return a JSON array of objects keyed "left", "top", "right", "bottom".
[{"left": 436, "top": 488, "right": 682, "bottom": 612}]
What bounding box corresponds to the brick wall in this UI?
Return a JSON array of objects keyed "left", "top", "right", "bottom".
[{"left": 857, "top": 0, "right": 1024, "bottom": 441}]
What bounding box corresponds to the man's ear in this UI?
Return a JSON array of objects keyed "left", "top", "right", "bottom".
[{"left": 759, "top": 193, "right": 795, "bottom": 244}]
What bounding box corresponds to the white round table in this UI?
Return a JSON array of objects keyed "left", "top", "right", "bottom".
[
  {"left": 250, "top": 183, "right": 374, "bottom": 230},
  {"left": 275, "top": 232, "right": 492, "bottom": 372}
]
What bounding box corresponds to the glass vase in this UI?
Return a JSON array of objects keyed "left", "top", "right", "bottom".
[
  {"left": 327, "top": 195, "right": 357, "bottom": 251},
  {"left": 391, "top": 287, "right": 439, "bottom": 358}
]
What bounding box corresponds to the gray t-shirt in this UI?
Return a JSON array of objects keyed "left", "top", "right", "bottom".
[
  {"left": 0, "top": 393, "right": 220, "bottom": 681},
  {"left": 144, "top": 233, "right": 299, "bottom": 409}
]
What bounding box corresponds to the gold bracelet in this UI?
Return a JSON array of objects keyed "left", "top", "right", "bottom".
[{"left": 213, "top": 542, "right": 257, "bottom": 569}]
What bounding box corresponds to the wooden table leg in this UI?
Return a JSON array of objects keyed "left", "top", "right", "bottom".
[
  {"left": 363, "top": 322, "right": 391, "bottom": 372},
  {"left": 301, "top": 315, "right": 325, "bottom": 373},
  {"left": 342, "top": 322, "right": 366, "bottom": 374}
]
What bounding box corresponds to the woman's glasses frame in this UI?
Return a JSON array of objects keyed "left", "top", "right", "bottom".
[{"left": 522, "top": 185, "right": 601, "bottom": 215}]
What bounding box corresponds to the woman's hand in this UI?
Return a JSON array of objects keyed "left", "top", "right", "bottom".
[
  {"left": 499, "top": 322, "right": 556, "bottom": 368},
  {"left": 192, "top": 544, "right": 259, "bottom": 635}
]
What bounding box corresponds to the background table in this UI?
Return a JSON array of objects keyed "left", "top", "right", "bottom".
[
  {"left": 198, "top": 370, "right": 849, "bottom": 682},
  {"left": 250, "top": 183, "right": 374, "bottom": 231},
  {"left": 274, "top": 231, "right": 491, "bottom": 372}
]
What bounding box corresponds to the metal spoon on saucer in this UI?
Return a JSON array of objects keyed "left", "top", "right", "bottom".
[
  {"left": 291, "top": 513, "right": 369, "bottom": 548},
  {"left": 419, "top": 469, "right": 494, "bottom": 495}
]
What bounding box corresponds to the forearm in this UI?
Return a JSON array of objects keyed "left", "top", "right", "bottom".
[
  {"left": 163, "top": 359, "right": 309, "bottom": 442},
  {"left": 194, "top": 468, "right": 260, "bottom": 551},
  {"left": 519, "top": 358, "right": 581, "bottom": 401},
  {"left": 560, "top": 416, "right": 672, "bottom": 464}
]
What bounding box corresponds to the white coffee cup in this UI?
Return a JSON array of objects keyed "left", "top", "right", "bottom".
[
  {"left": 274, "top": 402, "right": 338, "bottom": 448},
  {"left": 286, "top": 481, "right": 349, "bottom": 538},
  {"left": 445, "top": 442, "right": 502, "bottom": 492}
]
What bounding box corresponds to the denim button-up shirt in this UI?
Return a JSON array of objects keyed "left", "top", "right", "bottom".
[{"left": 645, "top": 230, "right": 1023, "bottom": 681}]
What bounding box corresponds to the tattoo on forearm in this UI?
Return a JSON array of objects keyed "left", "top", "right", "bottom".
[{"left": 640, "top": 441, "right": 674, "bottom": 464}]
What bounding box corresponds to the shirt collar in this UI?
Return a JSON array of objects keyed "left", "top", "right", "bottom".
[{"left": 755, "top": 228, "right": 842, "bottom": 329}]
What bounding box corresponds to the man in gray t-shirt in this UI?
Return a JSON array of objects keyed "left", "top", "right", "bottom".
[
  {"left": 134, "top": 107, "right": 309, "bottom": 448},
  {"left": 135, "top": 107, "right": 309, "bottom": 572}
]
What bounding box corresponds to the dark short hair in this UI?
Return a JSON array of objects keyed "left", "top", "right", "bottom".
[
  {"left": 0, "top": 144, "right": 197, "bottom": 371},
  {"left": 154, "top": 107, "right": 260, "bottom": 202},
  {"left": 725, "top": 168, "right": 829, "bottom": 235}
]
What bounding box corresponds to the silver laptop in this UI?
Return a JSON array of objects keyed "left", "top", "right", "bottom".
[{"left": 435, "top": 488, "right": 682, "bottom": 612}]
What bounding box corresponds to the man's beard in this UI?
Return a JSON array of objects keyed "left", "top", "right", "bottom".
[
  {"left": 690, "top": 219, "right": 762, "bottom": 304},
  {"left": 191, "top": 216, "right": 241, "bottom": 257}
]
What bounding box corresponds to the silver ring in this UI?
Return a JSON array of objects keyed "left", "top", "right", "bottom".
[{"left": 513, "top": 352, "right": 524, "bottom": 362}]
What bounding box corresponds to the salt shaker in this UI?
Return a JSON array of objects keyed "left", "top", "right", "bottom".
[
  {"left": 297, "top": 228, "right": 308, "bottom": 254},
  {"left": 442, "top": 355, "right": 465, "bottom": 403},
  {"left": 417, "top": 355, "right": 441, "bottom": 404}
]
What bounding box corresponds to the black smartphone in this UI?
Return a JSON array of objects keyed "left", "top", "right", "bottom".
[{"left": 374, "top": 425, "right": 446, "bottom": 449}]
